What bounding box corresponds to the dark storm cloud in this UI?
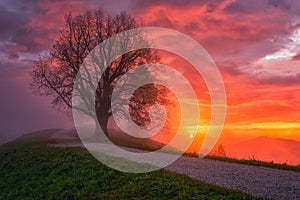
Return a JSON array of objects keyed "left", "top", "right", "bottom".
[
  {"left": 130, "top": 0, "right": 223, "bottom": 11},
  {"left": 224, "top": 0, "right": 300, "bottom": 14},
  {"left": 0, "top": 0, "right": 48, "bottom": 53}
]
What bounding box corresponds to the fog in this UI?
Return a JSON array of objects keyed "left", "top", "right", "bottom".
[{"left": 0, "top": 75, "right": 73, "bottom": 145}]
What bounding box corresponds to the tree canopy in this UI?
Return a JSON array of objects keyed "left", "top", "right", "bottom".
[{"left": 31, "top": 9, "right": 171, "bottom": 137}]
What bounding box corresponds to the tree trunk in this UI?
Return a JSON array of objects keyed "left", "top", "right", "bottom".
[
  {"left": 98, "top": 114, "right": 109, "bottom": 137},
  {"left": 95, "top": 80, "right": 111, "bottom": 138}
]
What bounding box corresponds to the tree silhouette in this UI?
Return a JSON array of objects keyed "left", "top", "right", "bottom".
[
  {"left": 31, "top": 9, "right": 170, "bottom": 137},
  {"left": 213, "top": 144, "right": 226, "bottom": 157}
]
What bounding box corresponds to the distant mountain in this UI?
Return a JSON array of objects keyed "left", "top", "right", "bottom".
[{"left": 226, "top": 136, "right": 300, "bottom": 165}]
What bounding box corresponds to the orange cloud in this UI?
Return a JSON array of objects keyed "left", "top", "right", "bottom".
[{"left": 130, "top": 1, "right": 300, "bottom": 164}]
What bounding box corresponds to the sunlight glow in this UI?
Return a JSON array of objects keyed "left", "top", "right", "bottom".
[{"left": 227, "top": 122, "right": 300, "bottom": 129}]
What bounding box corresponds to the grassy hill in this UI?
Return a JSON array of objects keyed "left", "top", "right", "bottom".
[{"left": 0, "top": 137, "right": 258, "bottom": 199}]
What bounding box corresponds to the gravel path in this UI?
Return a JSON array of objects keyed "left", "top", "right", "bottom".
[
  {"left": 165, "top": 156, "right": 300, "bottom": 200},
  {"left": 49, "top": 130, "right": 300, "bottom": 200},
  {"left": 53, "top": 142, "right": 300, "bottom": 199}
]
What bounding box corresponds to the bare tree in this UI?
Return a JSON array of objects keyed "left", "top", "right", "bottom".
[
  {"left": 31, "top": 9, "right": 170, "bottom": 137},
  {"left": 213, "top": 144, "right": 226, "bottom": 157}
]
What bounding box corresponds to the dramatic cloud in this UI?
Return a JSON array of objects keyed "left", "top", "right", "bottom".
[
  {"left": 0, "top": 0, "right": 299, "bottom": 153},
  {"left": 132, "top": 0, "right": 300, "bottom": 84}
]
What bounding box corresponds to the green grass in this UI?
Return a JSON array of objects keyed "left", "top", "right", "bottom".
[
  {"left": 205, "top": 155, "right": 300, "bottom": 173},
  {"left": 0, "top": 144, "right": 259, "bottom": 200}
]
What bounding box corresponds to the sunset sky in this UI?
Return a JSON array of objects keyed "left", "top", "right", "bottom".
[{"left": 0, "top": 0, "right": 300, "bottom": 163}]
